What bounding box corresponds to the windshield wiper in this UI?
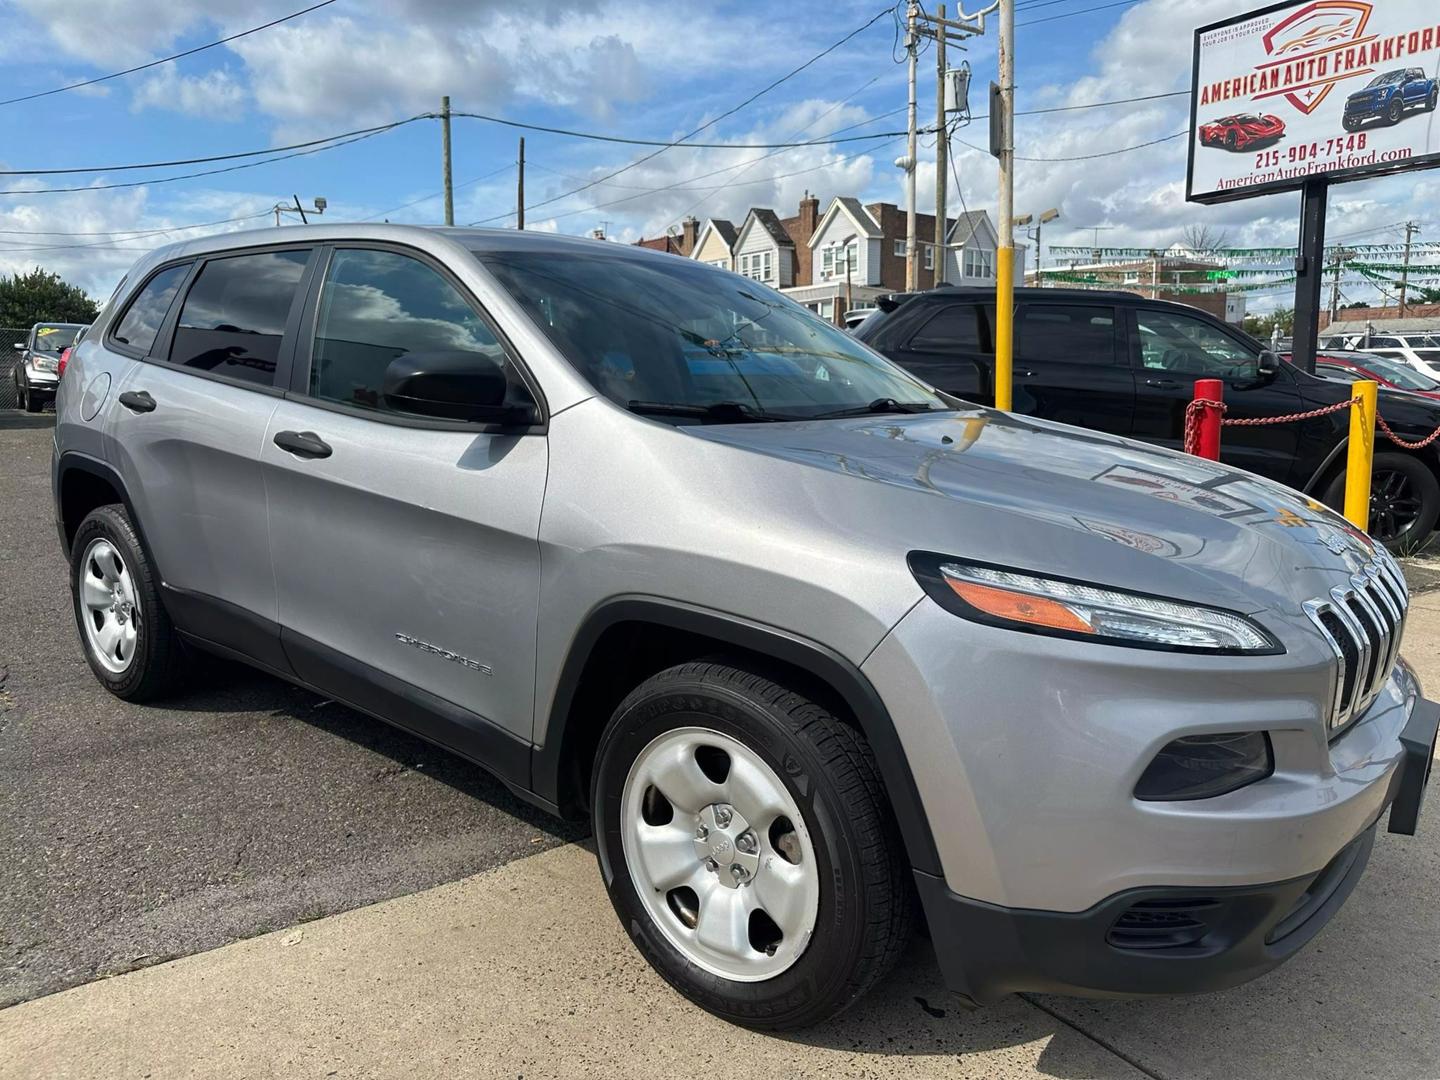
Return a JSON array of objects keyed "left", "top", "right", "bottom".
[
  {"left": 809, "top": 397, "right": 944, "bottom": 420},
  {"left": 626, "top": 400, "right": 796, "bottom": 423}
]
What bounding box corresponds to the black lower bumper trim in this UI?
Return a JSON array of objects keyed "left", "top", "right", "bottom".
[
  {"left": 915, "top": 826, "right": 1376, "bottom": 1004},
  {"left": 1388, "top": 695, "right": 1438, "bottom": 836}
]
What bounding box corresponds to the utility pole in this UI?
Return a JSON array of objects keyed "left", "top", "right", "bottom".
[
  {"left": 933, "top": 3, "right": 948, "bottom": 289},
  {"left": 994, "top": 0, "right": 1015, "bottom": 410},
  {"left": 517, "top": 137, "right": 526, "bottom": 230},
  {"left": 905, "top": 0, "right": 919, "bottom": 292},
  {"left": 1329, "top": 247, "right": 1351, "bottom": 322},
  {"left": 441, "top": 96, "right": 454, "bottom": 226},
  {"left": 1398, "top": 220, "right": 1420, "bottom": 316}
]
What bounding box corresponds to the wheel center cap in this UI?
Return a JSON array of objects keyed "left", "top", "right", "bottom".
[{"left": 694, "top": 803, "right": 760, "bottom": 889}]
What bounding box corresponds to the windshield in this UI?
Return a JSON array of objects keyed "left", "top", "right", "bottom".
[
  {"left": 1359, "top": 355, "right": 1439, "bottom": 389},
  {"left": 1367, "top": 71, "right": 1405, "bottom": 87},
  {"left": 32, "top": 324, "right": 82, "bottom": 352},
  {"left": 475, "top": 249, "right": 947, "bottom": 421}
]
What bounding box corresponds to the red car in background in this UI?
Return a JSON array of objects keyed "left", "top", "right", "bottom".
[
  {"left": 1199, "top": 113, "right": 1286, "bottom": 151},
  {"left": 1288, "top": 350, "right": 1440, "bottom": 400}
]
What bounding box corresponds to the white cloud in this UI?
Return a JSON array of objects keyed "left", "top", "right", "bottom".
[{"left": 131, "top": 68, "right": 246, "bottom": 118}]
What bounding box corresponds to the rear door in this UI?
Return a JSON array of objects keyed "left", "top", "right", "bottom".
[
  {"left": 879, "top": 299, "right": 993, "bottom": 402},
  {"left": 1010, "top": 301, "right": 1134, "bottom": 434},
  {"left": 105, "top": 246, "right": 316, "bottom": 667},
  {"left": 1126, "top": 305, "right": 1309, "bottom": 484},
  {"left": 261, "top": 244, "right": 548, "bottom": 766}
]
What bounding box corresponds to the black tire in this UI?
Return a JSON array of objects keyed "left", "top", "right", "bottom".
[
  {"left": 1429, "top": 87, "right": 1438, "bottom": 111},
  {"left": 592, "top": 660, "right": 912, "bottom": 1030},
  {"left": 1225, "top": 131, "right": 1237, "bottom": 151},
  {"left": 1343, "top": 116, "right": 1359, "bottom": 132},
  {"left": 21, "top": 379, "right": 40, "bottom": 413},
  {"left": 70, "top": 504, "right": 185, "bottom": 701},
  {"left": 1324, "top": 452, "right": 1440, "bottom": 552},
  {"left": 1388, "top": 97, "right": 1402, "bottom": 124}
]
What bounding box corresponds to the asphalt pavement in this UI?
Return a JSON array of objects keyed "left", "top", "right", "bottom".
[{"left": 0, "top": 422, "right": 581, "bottom": 1008}]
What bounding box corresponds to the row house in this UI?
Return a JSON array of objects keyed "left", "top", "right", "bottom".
[{"left": 686, "top": 193, "right": 1014, "bottom": 325}]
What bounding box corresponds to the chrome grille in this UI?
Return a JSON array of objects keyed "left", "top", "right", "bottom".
[{"left": 1303, "top": 553, "right": 1408, "bottom": 735}]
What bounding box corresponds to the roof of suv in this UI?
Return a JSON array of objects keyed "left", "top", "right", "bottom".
[
  {"left": 873, "top": 285, "right": 1218, "bottom": 318},
  {"left": 140, "top": 222, "right": 676, "bottom": 266}
]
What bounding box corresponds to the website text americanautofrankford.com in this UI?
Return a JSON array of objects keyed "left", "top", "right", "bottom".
[{"left": 1217, "top": 145, "right": 1415, "bottom": 191}]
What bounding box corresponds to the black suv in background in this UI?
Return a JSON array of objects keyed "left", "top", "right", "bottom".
[{"left": 856, "top": 287, "right": 1440, "bottom": 549}]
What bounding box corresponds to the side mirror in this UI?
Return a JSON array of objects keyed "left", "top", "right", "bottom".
[
  {"left": 13, "top": 342, "right": 23, "bottom": 351},
  {"left": 1257, "top": 350, "right": 1280, "bottom": 375},
  {"left": 382, "top": 350, "right": 533, "bottom": 425}
]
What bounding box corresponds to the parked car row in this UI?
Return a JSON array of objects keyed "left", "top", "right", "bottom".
[
  {"left": 1319, "top": 331, "right": 1440, "bottom": 378},
  {"left": 53, "top": 225, "right": 1437, "bottom": 1029},
  {"left": 11, "top": 322, "right": 87, "bottom": 412},
  {"left": 855, "top": 287, "right": 1440, "bottom": 550}
]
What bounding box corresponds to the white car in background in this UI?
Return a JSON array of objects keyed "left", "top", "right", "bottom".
[{"left": 1320, "top": 331, "right": 1440, "bottom": 378}]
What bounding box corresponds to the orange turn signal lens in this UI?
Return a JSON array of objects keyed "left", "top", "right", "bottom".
[{"left": 945, "top": 579, "right": 1095, "bottom": 635}]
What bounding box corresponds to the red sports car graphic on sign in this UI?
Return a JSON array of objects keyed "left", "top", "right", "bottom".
[{"left": 1198, "top": 113, "right": 1286, "bottom": 151}]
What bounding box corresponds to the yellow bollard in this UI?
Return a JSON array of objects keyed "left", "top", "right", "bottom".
[
  {"left": 996, "top": 247, "right": 1019, "bottom": 411},
  {"left": 994, "top": 247, "right": 1014, "bottom": 412},
  {"left": 1344, "top": 380, "right": 1377, "bottom": 533}
]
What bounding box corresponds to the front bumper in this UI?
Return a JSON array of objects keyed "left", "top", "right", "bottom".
[
  {"left": 913, "top": 697, "right": 1436, "bottom": 1003},
  {"left": 1344, "top": 101, "right": 1385, "bottom": 121},
  {"left": 22, "top": 367, "right": 59, "bottom": 393}
]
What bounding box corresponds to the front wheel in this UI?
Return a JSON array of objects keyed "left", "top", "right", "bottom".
[
  {"left": 1428, "top": 86, "right": 1438, "bottom": 111},
  {"left": 1388, "top": 98, "right": 1403, "bottom": 124},
  {"left": 592, "top": 660, "right": 912, "bottom": 1030},
  {"left": 21, "top": 379, "right": 40, "bottom": 413},
  {"left": 1324, "top": 452, "right": 1440, "bottom": 552}
]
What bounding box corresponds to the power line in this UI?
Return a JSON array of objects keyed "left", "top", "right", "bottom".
[
  {"left": 0, "top": 120, "right": 418, "bottom": 195},
  {"left": 0, "top": 0, "right": 340, "bottom": 108},
  {"left": 0, "top": 211, "right": 273, "bottom": 251},
  {"left": 0, "top": 115, "right": 427, "bottom": 176},
  {"left": 468, "top": 3, "right": 897, "bottom": 225},
  {"left": 956, "top": 129, "right": 1186, "bottom": 161},
  {"left": 360, "top": 162, "right": 516, "bottom": 222},
  {"left": 0, "top": 211, "right": 273, "bottom": 238},
  {"left": 1018, "top": 0, "right": 1143, "bottom": 27}
]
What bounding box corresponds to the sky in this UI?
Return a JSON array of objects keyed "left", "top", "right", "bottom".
[{"left": 0, "top": 0, "right": 1435, "bottom": 311}]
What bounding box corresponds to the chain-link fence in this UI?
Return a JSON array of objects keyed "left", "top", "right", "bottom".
[{"left": 1, "top": 327, "right": 35, "bottom": 411}]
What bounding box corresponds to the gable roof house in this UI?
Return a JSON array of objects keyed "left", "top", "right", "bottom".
[
  {"left": 783, "top": 199, "right": 1012, "bottom": 324},
  {"left": 631, "top": 216, "right": 701, "bottom": 257},
  {"left": 690, "top": 218, "right": 739, "bottom": 270}
]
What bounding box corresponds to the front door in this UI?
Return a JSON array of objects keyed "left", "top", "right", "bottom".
[
  {"left": 1127, "top": 306, "right": 1308, "bottom": 485},
  {"left": 261, "top": 245, "right": 547, "bottom": 764}
]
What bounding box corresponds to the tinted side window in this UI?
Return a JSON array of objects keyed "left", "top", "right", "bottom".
[
  {"left": 1135, "top": 309, "right": 1256, "bottom": 376},
  {"left": 111, "top": 263, "right": 189, "bottom": 355},
  {"left": 308, "top": 248, "right": 529, "bottom": 416},
  {"left": 1017, "top": 305, "right": 1117, "bottom": 365},
  {"left": 908, "top": 304, "right": 989, "bottom": 353},
  {"left": 169, "top": 249, "right": 309, "bottom": 386}
]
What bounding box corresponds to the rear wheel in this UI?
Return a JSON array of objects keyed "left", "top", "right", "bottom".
[
  {"left": 70, "top": 504, "right": 185, "bottom": 700},
  {"left": 1324, "top": 452, "right": 1440, "bottom": 551},
  {"left": 591, "top": 660, "right": 912, "bottom": 1030}
]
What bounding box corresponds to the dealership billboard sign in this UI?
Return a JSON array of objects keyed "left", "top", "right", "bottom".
[{"left": 1187, "top": 0, "right": 1440, "bottom": 203}]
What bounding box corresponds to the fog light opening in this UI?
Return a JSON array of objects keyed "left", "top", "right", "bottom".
[{"left": 1134, "top": 731, "right": 1273, "bottom": 802}]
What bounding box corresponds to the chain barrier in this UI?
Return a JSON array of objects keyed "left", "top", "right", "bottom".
[{"left": 1183, "top": 395, "right": 1440, "bottom": 456}]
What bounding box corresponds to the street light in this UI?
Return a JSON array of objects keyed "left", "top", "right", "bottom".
[
  {"left": 1016, "top": 208, "right": 1060, "bottom": 286},
  {"left": 273, "top": 195, "right": 328, "bottom": 226}
]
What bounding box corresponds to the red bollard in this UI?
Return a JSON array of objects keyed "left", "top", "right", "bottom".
[{"left": 1193, "top": 378, "right": 1223, "bottom": 460}]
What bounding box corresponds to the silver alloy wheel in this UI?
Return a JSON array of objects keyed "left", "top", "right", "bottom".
[
  {"left": 621, "top": 726, "right": 820, "bottom": 982},
  {"left": 79, "top": 537, "right": 139, "bottom": 674}
]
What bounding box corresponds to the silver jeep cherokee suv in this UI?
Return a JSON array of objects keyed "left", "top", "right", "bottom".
[{"left": 54, "top": 225, "right": 1437, "bottom": 1029}]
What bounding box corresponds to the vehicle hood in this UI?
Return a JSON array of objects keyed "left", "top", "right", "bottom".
[
  {"left": 690, "top": 407, "right": 1385, "bottom": 620},
  {"left": 1348, "top": 86, "right": 1388, "bottom": 102}
]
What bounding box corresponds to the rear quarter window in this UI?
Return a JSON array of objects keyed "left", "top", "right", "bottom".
[{"left": 110, "top": 263, "right": 190, "bottom": 355}]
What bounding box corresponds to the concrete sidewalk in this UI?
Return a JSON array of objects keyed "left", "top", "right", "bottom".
[{"left": 4, "top": 609, "right": 1439, "bottom": 1080}]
